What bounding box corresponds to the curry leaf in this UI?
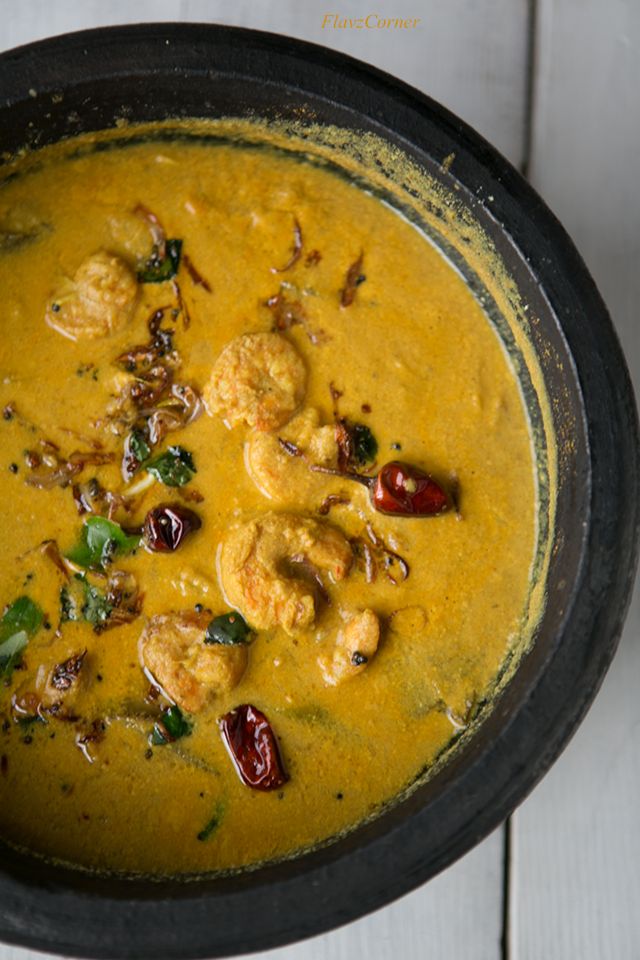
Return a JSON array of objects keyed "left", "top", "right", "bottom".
[
  {"left": 0, "top": 596, "right": 43, "bottom": 641},
  {"left": 197, "top": 801, "right": 225, "bottom": 842},
  {"left": 128, "top": 430, "right": 151, "bottom": 465},
  {"left": 151, "top": 705, "right": 192, "bottom": 745},
  {"left": 60, "top": 575, "right": 114, "bottom": 629},
  {"left": 350, "top": 423, "right": 378, "bottom": 466},
  {"left": 205, "top": 612, "right": 251, "bottom": 646},
  {"left": 66, "top": 517, "right": 140, "bottom": 571},
  {"left": 81, "top": 579, "right": 113, "bottom": 628},
  {"left": 0, "top": 227, "right": 48, "bottom": 253},
  {"left": 137, "top": 239, "right": 182, "bottom": 284},
  {"left": 0, "top": 631, "right": 28, "bottom": 679},
  {"left": 146, "top": 446, "right": 196, "bottom": 487},
  {"left": 0, "top": 596, "right": 43, "bottom": 679},
  {"left": 284, "top": 704, "right": 334, "bottom": 727},
  {"left": 60, "top": 582, "right": 82, "bottom": 623}
]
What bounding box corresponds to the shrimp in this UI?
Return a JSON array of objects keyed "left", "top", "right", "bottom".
[
  {"left": 318, "top": 609, "right": 380, "bottom": 686},
  {"left": 245, "top": 408, "right": 339, "bottom": 505},
  {"left": 139, "top": 610, "right": 248, "bottom": 714},
  {"left": 203, "top": 332, "right": 306, "bottom": 431},
  {"left": 218, "top": 512, "right": 353, "bottom": 634},
  {"left": 45, "top": 250, "right": 138, "bottom": 341}
]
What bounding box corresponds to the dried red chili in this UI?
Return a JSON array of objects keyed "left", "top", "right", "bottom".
[
  {"left": 219, "top": 704, "right": 288, "bottom": 791},
  {"left": 143, "top": 503, "right": 202, "bottom": 552},
  {"left": 372, "top": 462, "right": 449, "bottom": 517},
  {"left": 312, "top": 459, "right": 450, "bottom": 518}
]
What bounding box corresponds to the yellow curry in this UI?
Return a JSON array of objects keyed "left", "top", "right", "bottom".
[{"left": 0, "top": 127, "right": 537, "bottom": 876}]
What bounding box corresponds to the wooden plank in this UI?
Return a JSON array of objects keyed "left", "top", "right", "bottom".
[
  {"left": 528, "top": 0, "right": 640, "bottom": 386},
  {"left": 3, "top": 0, "right": 531, "bottom": 167},
  {"left": 512, "top": 619, "right": 640, "bottom": 959},
  {"left": 513, "top": 0, "right": 640, "bottom": 956},
  {"left": 0, "top": 2, "right": 534, "bottom": 959}
]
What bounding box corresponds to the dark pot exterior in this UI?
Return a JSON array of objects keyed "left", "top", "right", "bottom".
[{"left": 0, "top": 24, "right": 637, "bottom": 959}]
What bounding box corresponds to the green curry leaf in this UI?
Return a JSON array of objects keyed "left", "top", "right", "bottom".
[
  {"left": 146, "top": 446, "right": 196, "bottom": 487},
  {"left": 128, "top": 430, "right": 151, "bottom": 465},
  {"left": 0, "top": 226, "right": 49, "bottom": 254},
  {"left": 205, "top": 612, "right": 251, "bottom": 646},
  {"left": 137, "top": 239, "right": 182, "bottom": 284},
  {"left": 59, "top": 582, "right": 82, "bottom": 623},
  {"left": 0, "top": 596, "right": 44, "bottom": 679},
  {"left": 197, "top": 801, "right": 225, "bottom": 842},
  {"left": 60, "top": 575, "right": 114, "bottom": 630},
  {"left": 0, "top": 596, "right": 43, "bottom": 641},
  {"left": 66, "top": 517, "right": 140, "bottom": 571},
  {"left": 350, "top": 423, "right": 378, "bottom": 466},
  {"left": 151, "top": 705, "right": 192, "bottom": 746},
  {"left": 0, "top": 631, "right": 28, "bottom": 679},
  {"left": 81, "top": 578, "right": 113, "bottom": 628}
]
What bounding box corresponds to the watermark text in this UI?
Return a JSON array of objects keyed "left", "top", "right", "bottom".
[{"left": 322, "top": 13, "right": 421, "bottom": 29}]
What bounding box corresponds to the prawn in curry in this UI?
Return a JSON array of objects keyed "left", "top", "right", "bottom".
[{"left": 0, "top": 126, "right": 540, "bottom": 875}]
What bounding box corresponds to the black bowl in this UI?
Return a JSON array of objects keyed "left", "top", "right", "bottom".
[{"left": 0, "top": 23, "right": 638, "bottom": 959}]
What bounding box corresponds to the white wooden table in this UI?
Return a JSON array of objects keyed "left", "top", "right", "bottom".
[{"left": 2, "top": 2, "right": 639, "bottom": 957}]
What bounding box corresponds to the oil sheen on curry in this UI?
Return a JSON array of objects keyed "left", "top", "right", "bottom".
[{"left": 0, "top": 132, "right": 536, "bottom": 876}]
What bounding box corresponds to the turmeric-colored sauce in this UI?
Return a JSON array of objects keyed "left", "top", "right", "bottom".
[{"left": 0, "top": 131, "right": 537, "bottom": 876}]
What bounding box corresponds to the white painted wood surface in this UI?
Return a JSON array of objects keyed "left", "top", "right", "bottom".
[
  {"left": 513, "top": 1, "right": 640, "bottom": 957},
  {"left": 1, "top": 1, "right": 639, "bottom": 958}
]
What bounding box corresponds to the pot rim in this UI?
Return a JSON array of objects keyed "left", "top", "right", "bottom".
[{"left": 0, "top": 22, "right": 638, "bottom": 959}]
